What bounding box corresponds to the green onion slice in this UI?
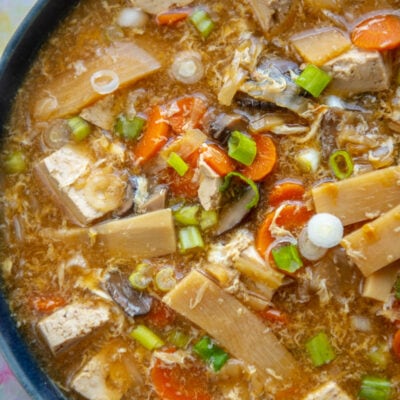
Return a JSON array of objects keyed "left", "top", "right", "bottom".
[
  {"left": 167, "top": 152, "right": 189, "bottom": 177},
  {"left": 358, "top": 376, "right": 392, "bottom": 400},
  {"left": 329, "top": 150, "right": 354, "bottom": 180},
  {"left": 114, "top": 115, "right": 145, "bottom": 140},
  {"left": 174, "top": 205, "right": 200, "bottom": 225},
  {"left": 4, "top": 151, "right": 26, "bottom": 174},
  {"left": 271, "top": 244, "right": 303, "bottom": 273},
  {"left": 200, "top": 209, "right": 218, "bottom": 231},
  {"left": 228, "top": 130, "right": 257, "bottom": 166},
  {"left": 194, "top": 336, "right": 229, "bottom": 372},
  {"left": 178, "top": 226, "right": 205, "bottom": 252},
  {"left": 189, "top": 9, "right": 215, "bottom": 39},
  {"left": 167, "top": 329, "right": 191, "bottom": 349},
  {"left": 67, "top": 116, "right": 91, "bottom": 142},
  {"left": 154, "top": 267, "right": 176, "bottom": 292},
  {"left": 305, "top": 332, "right": 336, "bottom": 367},
  {"left": 295, "top": 64, "right": 332, "bottom": 97},
  {"left": 220, "top": 171, "right": 259, "bottom": 209},
  {"left": 130, "top": 324, "right": 165, "bottom": 351}
]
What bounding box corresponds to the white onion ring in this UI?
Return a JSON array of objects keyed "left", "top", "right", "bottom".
[
  {"left": 90, "top": 70, "right": 120, "bottom": 95},
  {"left": 298, "top": 227, "right": 327, "bottom": 261}
]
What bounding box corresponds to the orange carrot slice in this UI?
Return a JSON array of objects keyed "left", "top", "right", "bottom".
[
  {"left": 151, "top": 356, "right": 211, "bottom": 400},
  {"left": 202, "top": 144, "right": 236, "bottom": 176},
  {"left": 241, "top": 135, "right": 277, "bottom": 181},
  {"left": 156, "top": 9, "right": 191, "bottom": 25},
  {"left": 133, "top": 105, "right": 170, "bottom": 165},
  {"left": 255, "top": 203, "right": 313, "bottom": 257},
  {"left": 351, "top": 14, "right": 400, "bottom": 51},
  {"left": 268, "top": 181, "right": 306, "bottom": 207},
  {"left": 168, "top": 96, "right": 207, "bottom": 134}
]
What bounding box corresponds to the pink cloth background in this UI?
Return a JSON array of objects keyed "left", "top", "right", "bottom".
[{"left": 1, "top": 2, "right": 37, "bottom": 399}]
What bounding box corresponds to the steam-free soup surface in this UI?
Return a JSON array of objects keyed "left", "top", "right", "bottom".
[{"left": 2, "top": 0, "right": 400, "bottom": 399}]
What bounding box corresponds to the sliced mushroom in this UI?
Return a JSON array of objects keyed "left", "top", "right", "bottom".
[
  {"left": 105, "top": 270, "right": 152, "bottom": 317},
  {"left": 209, "top": 113, "right": 248, "bottom": 145},
  {"left": 215, "top": 189, "right": 255, "bottom": 236},
  {"left": 141, "top": 185, "right": 168, "bottom": 213}
]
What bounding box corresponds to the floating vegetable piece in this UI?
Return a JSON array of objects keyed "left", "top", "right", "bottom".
[
  {"left": 351, "top": 14, "right": 400, "bottom": 51},
  {"left": 167, "top": 152, "right": 189, "bottom": 177},
  {"left": 228, "top": 130, "right": 257, "bottom": 166},
  {"left": 156, "top": 9, "right": 191, "bottom": 25},
  {"left": 106, "top": 270, "right": 152, "bottom": 317},
  {"left": 271, "top": 244, "right": 303, "bottom": 274},
  {"left": 200, "top": 209, "right": 218, "bottom": 231},
  {"left": 155, "top": 267, "right": 177, "bottom": 292},
  {"left": 329, "top": 149, "right": 353, "bottom": 180},
  {"left": 117, "top": 8, "right": 148, "bottom": 28},
  {"left": 194, "top": 336, "right": 229, "bottom": 372},
  {"left": 358, "top": 376, "right": 392, "bottom": 400},
  {"left": 307, "top": 213, "right": 343, "bottom": 249},
  {"left": 151, "top": 354, "right": 211, "bottom": 400},
  {"left": 174, "top": 205, "right": 200, "bottom": 225},
  {"left": 241, "top": 135, "right": 276, "bottom": 181},
  {"left": 134, "top": 105, "right": 170, "bottom": 165},
  {"left": 130, "top": 324, "right": 165, "bottom": 350},
  {"left": 114, "top": 115, "right": 145, "bottom": 140},
  {"left": 178, "top": 226, "right": 204, "bottom": 252},
  {"left": 4, "top": 151, "right": 26, "bottom": 174},
  {"left": 306, "top": 332, "right": 336, "bottom": 367},
  {"left": 296, "top": 64, "right": 332, "bottom": 97},
  {"left": 170, "top": 51, "right": 204, "bottom": 84},
  {"left": 189, "top": 9, "right": 215, "bottom": 39},
  {"left": 68, "top": 116, "right": 91, "bottom": 142},
  {"left": 268, "top": 181, "right": 305, "bottom": 207},
  {"left": 296, "top": 148, "right": 320, "bottom": 173},
  {"left": 202, "top": 144, "right": 236, "bottom": 177},
  {"left": 90, "top": 70, "right": 120, "bottom": 95},
  {"left": 220, "top": 171, "right": 259, "bottom": 210}
]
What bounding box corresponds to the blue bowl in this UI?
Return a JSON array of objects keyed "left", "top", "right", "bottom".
[{"left": 0, "top": 1, "right": 78, "bottom": 398}]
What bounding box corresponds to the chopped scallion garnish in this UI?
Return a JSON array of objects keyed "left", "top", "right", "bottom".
[
  {"left": 271, "top": 244, "right": 303, "bottom": 273},
  {"left": 200, "top": 209, "right": 218, "bottom": 231},
  {"left": 4, "top": 151, "right": 26, "bottom": 174},
  {"left": 130, "top": 324, "right": 165, "bottom": 350},
  {"left": 295, "top": 64, "right": 332, "bottom": 97},
  {"left": 67, "top": 116, "right": 91, "bottom": 142},
  {"left": 154, "top": 267, "right": 176, "bottom": 292},
  {"left": 129, "top": 263, "right": 153, "bottom": 290},
  {"left": 194, "top": 336, "right": 229, "bottom": 372},
  {"left": 167, "top": 152, "right": 189, "bottom": 176},
  {"left": 174, "top": 205, "right": 200, "bottom": 225},
  {"left": 305, "top": 332, "right": 336, "bottom": 367},
  {"left": 228, "top": 130, "right": 257, "bottom": 166},
  {"left": 167, "top": 329, "right": 191, "bottom": 349},
  {"left": 358, "top": 376, "right": 392, "bottom": 400},
  {"left": 178, "top": 226, "right": 204, "bottom": 252},
  {"left": 114, "top": 114, "right": 145, "bottom": 140},
  {"left": 189, "top": 9, "right": 215, "bottom": 39},
  {"left": 329, "top": 149, "right": 354, "bottom": 180},
  {"left": 220, "top": 171, "right": 259, "bottom": 209}
]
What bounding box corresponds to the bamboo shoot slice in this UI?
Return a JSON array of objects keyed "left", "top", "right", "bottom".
[
  {"left": 44, "top": 209, "right": 176, "bottom": 259},
  {"left": 163, "top": 270, "right": 299, "bottom": 381},
  {"left": 341, "top": 204, "right": 400, "bottom": 276},
  {"left": 312, "top": 166, "right": 400, "bottom": 226},
  {"left": 362, "top": 263, "right": 399, "bottom": 302},
  {"left": 291, "top": 28, "right": 351, "bottom": 66},
  {"left": 34, "top": 42, "right": 160, "bottom": 120}
]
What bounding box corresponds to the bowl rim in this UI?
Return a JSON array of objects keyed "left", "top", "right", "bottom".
[{"left": 0, "top": 0, "right": 78, "bottom": 399}]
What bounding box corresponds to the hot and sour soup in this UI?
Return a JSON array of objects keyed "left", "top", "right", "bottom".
[{"left": 2, "top": 0, "right": 400, "bottom": 399}]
